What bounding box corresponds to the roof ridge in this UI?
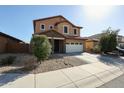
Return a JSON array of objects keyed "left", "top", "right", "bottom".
[{"left": 33, "top": 15, "right": 63, "bottom": 21}]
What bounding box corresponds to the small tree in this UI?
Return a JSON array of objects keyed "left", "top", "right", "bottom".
[
  {"left": 100, "top": 34, "right": 110, "bottom": 53},
  {"left": 92, "top": 45, "right": 101, "bottom": 53},
  {"left": 100, "top": 27, "right": 119, "bottom": 53},
  {"left": 30, "top": 35, "right": 52, "bottom": 63}
]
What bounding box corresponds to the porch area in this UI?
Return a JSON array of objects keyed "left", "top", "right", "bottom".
[
  {"left": 49, "top": 38, "right": 65, "bottom": 53},
  {"left": 34, "top": 30, "right": 66, "bottom": 53}
]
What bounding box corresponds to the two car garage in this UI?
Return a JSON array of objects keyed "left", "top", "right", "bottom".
[
  {"left": 65, "top": 39, "right": 84, "bottom": 53},
  {"left": 66, "top": 42, "right": 83, "bottom": 53}
]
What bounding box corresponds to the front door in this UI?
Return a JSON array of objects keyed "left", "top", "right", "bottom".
[{"left": 54, "top": 40, "right": 60, "bottom": 53}]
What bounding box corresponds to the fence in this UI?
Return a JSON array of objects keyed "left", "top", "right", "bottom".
[{"left": 6, "top": 43, "right": 30, "bottom": 53}]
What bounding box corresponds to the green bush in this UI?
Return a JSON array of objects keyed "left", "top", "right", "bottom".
[
  {"left": 30, "top": 35, "right": 52, "bottom": 63},
  {"left": 100, "top": 35, "right": 110, "bottom": 53},
  {"left": 100, "top": 27, "right": 119, "bottom": 53},
  {"left": 92, "top": 45, "right": 101, "bottom": 53},
  {"left": 0, "top": 56, "right": 16, "bottom": 66}
]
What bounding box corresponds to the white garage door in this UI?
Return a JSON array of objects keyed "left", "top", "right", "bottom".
[{"left": 66, "top": 43, "right": 83, "bottom": 53}]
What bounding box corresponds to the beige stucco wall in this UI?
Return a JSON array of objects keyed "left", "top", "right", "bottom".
[
  {"left": 34, "top": 17, "right": 81, "bottom": 37},
  {"left": 85, "top": 40, "right": 99, "bottom": 52},
  {"left": 66, "top": 39, "right": 83, "bottom": 44},
  {"left": 57, "top": 22, "right": 80, "bottom": 36},
  {"left": 85, "top": 41, "right": 94, "bottom": 52},
  {"left": 35, "top": 17, "right": 64, "bottom": 33}
]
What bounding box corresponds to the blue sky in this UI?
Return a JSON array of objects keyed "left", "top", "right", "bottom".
[{"left": 0, "top": 5, "right": 124, "bottom": 42}]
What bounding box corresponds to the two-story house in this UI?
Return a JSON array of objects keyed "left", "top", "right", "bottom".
[{"left": 33, "top": 15, "right": 86, "bottom": 53}]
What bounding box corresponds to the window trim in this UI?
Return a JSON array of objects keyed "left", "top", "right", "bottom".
[
  {"left": 63, "top": 25, "right": 69, "bottom": 34},
  {"left": 40, "top": 24, "right": 45, "bottom": 31},
  {"left": 66, "top": 43, "right": 70, "bottom": 45},
  {"left": 49, "top": 25, "right": 54, "bottom": 30},
  {"left": 73, "top": 28, "right": 78, "bottom": 36},
  {"left": 75, "top": 43, "right": 79, "bottom": 45},
  {"left": 71, "top": 43, "right": 74, "bottom": 45},
  {"left": 80, "top": 43, "right": 82, "bottom": 45}
]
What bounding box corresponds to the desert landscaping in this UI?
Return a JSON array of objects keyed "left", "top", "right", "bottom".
[{"left": 0, "top": 53, "right": 88, "bottom": 74}]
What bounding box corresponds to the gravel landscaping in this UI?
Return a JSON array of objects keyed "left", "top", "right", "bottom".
[{"left": 0, "top": 53, "right": 88, "bottom": 74}]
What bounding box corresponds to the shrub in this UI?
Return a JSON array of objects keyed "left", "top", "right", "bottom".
[
  {"left": 100, "top": 27, "right": 119, "bottom": 53},
  {"left": 30, "top": 35, "right": 52, "bottom": 63},
  {"left": 92, "top": 45, "right": 101, "bottom": 53},
  {"left": 100, "top": 35, "right": 110, "bottom": 53},
  {"left": 0, "top": 56, "right": 16, "bottom": 66}
]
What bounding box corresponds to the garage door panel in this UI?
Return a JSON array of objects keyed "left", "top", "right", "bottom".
[{"left": 66, "top": 44, "right": 83, "bottom": 53}]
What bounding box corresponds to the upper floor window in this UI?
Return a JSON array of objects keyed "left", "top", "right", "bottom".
[
  {"left": 40, "top": 24, "right": 45, "bottom": 31},
  {"left": 74, "top": 29, "right": 77, "bottom": 35},
  {"left": 49, "top": 25, "right": 54, "bottom": 30},
  {"left": 63, "top": 25, "right": 69, "bottom": 34}
]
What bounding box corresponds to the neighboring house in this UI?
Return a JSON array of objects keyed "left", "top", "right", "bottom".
[
  {"left": 87, "top": 33, "right": 102, "bottom": 40},
  {"left": 117, "top": 35, "right": 124, "bottom": 44},
  {"left": 88, "top": 33, "right": 124, "bottom": 44},
  {"left": 0, "top": 32, "right": 28, "bottom": 53},
  {"left": 117, "top": 35, "right": 124, "bottom": 48},
  {"left": 33, "top": 15, "right": 87, "bottom": 53},
  {"left": 85, "top": 39, "right": 99, "bottom": 52},
  {"left": 86, "top": 33, "right": 124, "bottom": 51}
]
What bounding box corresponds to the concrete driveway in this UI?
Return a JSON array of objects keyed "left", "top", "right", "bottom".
[
  {"left": 0, "top": 53, "right": 123, "bottom": 88},
  {"left": 80, "top": 53, "right": 124, "bottom": 72},
  {"left": 99, "top": 74, "right": 124, "bottom": 88}
]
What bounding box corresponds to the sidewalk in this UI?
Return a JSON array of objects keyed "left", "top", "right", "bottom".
[
  {"left": 0, "top": 62, "right": 123, "bottom": 88},
  {"left": 99, "top": 74, "right": 124, "bottom": 88}
]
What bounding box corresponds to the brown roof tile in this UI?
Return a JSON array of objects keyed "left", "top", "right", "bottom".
[{"left": 33, "top": 30, "right": 86, "bottom": 40}]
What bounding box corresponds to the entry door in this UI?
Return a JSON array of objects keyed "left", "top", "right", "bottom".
[{"left": 54, "top": 40, "right": 59, "bottom": 53}]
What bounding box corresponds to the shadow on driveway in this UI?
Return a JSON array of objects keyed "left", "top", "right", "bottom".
[{"left": 97, "top": 54, "right": 124, "bottom": 67}]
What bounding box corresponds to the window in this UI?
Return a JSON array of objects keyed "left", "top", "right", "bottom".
[
  {"left": 66, "top": 43, "right": 70, "bottom": 45},
  {"left": 49, "top": 25, "right": 54, "bottom": 30},
  {"left": 63, "top": 25, "right": 69, "bottom": 34},
  {"left": 75, "top": 43, "right": 78, "bottom": 45},
  {"left": 40, "top": 24, "right": 45, "bottom": 30},
  {"left": 74, "top": 29, "right": 77, "bottom": 35},
  {"left": 71, "top": 43, "right": 74, "bottom": 45}
]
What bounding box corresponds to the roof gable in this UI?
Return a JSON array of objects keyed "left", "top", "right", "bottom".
[{"left": 33, "top": 15, "right": 82, "bottom": 29}]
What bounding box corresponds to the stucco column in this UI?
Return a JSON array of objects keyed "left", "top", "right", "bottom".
[
  {"left": 63, "top": 39, "right": 66, "bottom": 53},
  {"left": 51, "top": 37, "right": 54, "bottom": 54}
]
